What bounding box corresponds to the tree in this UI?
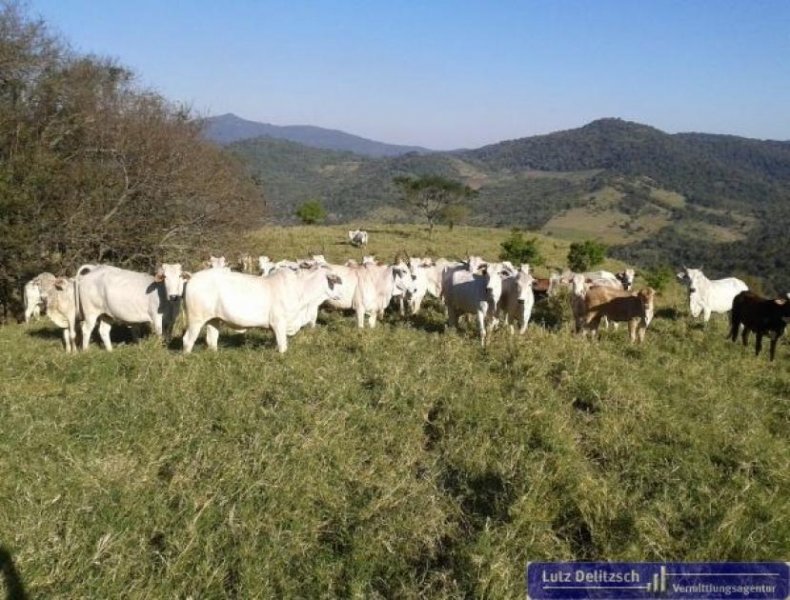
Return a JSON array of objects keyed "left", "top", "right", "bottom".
[
  {"left": 440, "top": 204, "right": 470, "bottom": 231},
  {"left": 499, "top": 230, "right": 544, "bottom": 265},
  {"left": 0, "top": 2, "right": 264, "bottom": 320},
  {"left": 295, "top": 200, "right": 326, "bottom": 225},
  {"left": 393, "top": 175, "right": 475, "bottom": 236},
  {"left": 567, "top": 240, "right": 607, "bottom": 272}
]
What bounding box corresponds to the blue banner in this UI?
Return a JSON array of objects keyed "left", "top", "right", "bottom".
[{"left": 526, "top": 562, "right": 788, "bottom": 599}]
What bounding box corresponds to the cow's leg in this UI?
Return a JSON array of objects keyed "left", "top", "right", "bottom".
[
  {"left": 182, "top": 319, "right": 207, "bottom": 354},
  {"left": 205, "top": 320, "right": 220, "bottom": 351},
  {"left": 755, "top": 332, "right": 763, "bottom": 356},
  {"left": 369, "top": 310, "right": 378, "bottom": 329},
  {"left": 356, "top": 305, "right": 365, "bottom": 329},
  {"left": 477, "top": 309, "right": 487, "bottom": 347},
  {"left": 446, "top": 305, "right": 458, "bottom": 330},
  {"left": 97, "top": 317, "right": 113, "bottom": 352},
  {"left": 61, "top": 328, "right": 71, "bottom": 352},
  {"left": 272, "top": 322, "right": 288, "bottom": 353},
  {"left": 769, "top": 333, "right": 779, "bottom": 361},
  {"left": 628, "top": 320, "right": 637, "bottom": 343},
  {"left": 703, "top": 308, "right": 712, "bottom": 323},
  {"left": 638, "top": 321, "right": 647, "bottom": 343},
  {"left": 81, "top": 313, "right": 98, "bottom": 350},
  {"left": 741, "top": 327, "right": 750, "bottom": 346}
]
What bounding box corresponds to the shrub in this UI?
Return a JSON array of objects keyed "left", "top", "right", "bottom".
[
  {"left": 295, "top": 200, "right": 326, "bottom": 225},
  {"left": 499, "top": 230, "right": 544, "bottom": 266},
  {"left": 643, "top": 265, "right": 674, "bottom": 292},
  {"left": 567, "top": 240, "right": 607, "bottom": 272}
]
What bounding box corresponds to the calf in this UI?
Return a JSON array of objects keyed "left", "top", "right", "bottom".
[
  {"left": 583, "top": 286, "right": 656, "bottom": 343},
  {"left": 442, "top": 259, "right": 506, "bottom": 347},
  {"left": 729, "top": 291, "right": 790, "bottom": 361},
  {"left": 23, "top": 272, "right": 56, "bottom": 323},
  {"left": 38, "top": 277, "right": 79, "bottom": 352}
]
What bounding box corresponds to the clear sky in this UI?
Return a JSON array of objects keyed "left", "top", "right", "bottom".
[{"left": 30, "top": 0, "right": 790, "bottom": 150}]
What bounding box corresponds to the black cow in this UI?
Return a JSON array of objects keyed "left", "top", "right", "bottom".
[{"left": 729, "top": 291, "right": 790, "bottom": 361}]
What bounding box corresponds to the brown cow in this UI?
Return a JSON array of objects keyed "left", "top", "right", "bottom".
[
  {"left": 729, "top": 291, "right": 790, "bottom": 361},
  {"left": 583, "top": 286, "right": 656, "bottom": 343}
]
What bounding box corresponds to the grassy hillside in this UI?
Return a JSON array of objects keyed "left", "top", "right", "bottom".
[{"left": 2, "top": 226, "right": 788, "bottom": 598}]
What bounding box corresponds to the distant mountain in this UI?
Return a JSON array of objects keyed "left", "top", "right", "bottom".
[
  {"left": 230, "top": 117, "right": 790, "bottom": 290},
  {"left": 202, "top": 113, "right": 432, "bottom": 157}
]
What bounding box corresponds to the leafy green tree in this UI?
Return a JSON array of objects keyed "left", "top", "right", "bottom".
[
  {"left": 499, "top": 230, "right": 544, "bottom": 265},
  {"left": 643, "top": 265, "right": 673, "bottom": 292},
  {"left": 393, "top": 175, "right": 475, "bottom": 236},
  {"left": 295, "top": 200, "right": 326, "bottom": 225},
  {"left": 567, "top": 240, "right": 607, "bottom": 272}
]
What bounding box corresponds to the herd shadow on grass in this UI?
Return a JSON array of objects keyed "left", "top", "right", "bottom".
[{"left": 0, "top": 546, "right": 28, "bottom": 600}]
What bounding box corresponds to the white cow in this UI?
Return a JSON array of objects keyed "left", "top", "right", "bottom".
[
  {"left": 353, "top": 260, "right": 416, "bottom": 328},
  {"left": 677, "top": 267, "right": 748, "bottom": 322},
  {"left": 77, "top": 263, "right": 189, "bottom": 351},
  {"left": 615, "top": 268, "right": 636, "bottom": 290},
  {"left": 258, "top": 256, "right": 275, "bottom": 275},
  {"left": 37, "top": 277, "right": 79, "bottom": 352},
  {"left": 442, "top": 259, "right": 506, "bottom": 346},
  {"left": 569, "top": 273, "right": 589, "bottom": 334},
  {"left": 348, "top": 230, "right": 369, "bottom": 247},
  {"left": 205, "top": 256, "right": 227, "bottom": 269},
  {"left": 181, "top": 266, "right": 343, "bottom": 353},
  {"left": 23, "top": 272, "right": 56, "bottom": 323},
  {"left": 498, "top": 264, "right": 535, "bottom": 335}
]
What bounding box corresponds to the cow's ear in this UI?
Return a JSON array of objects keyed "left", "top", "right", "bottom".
[
  {"left": 154, "top": 270, "right": 165, "bottom": 282},
  {"left": 181, "top": 271, "right": 192, "bottom": 281}
]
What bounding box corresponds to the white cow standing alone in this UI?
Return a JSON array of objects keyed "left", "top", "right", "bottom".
[
  {"left": 348, "top": 230, "right": 368, "bottom": 247},
  {"left": 677, "top": 267, "right": 748, "bottom": 322},
  {"left": 77, "top": 263, "right": 189, "bottom": 351},
  {"left": 181, "top": 266, "right": 343, "bottom": 353},
  {"left": 23, "top": 272, "right": 56, "bottom": 323}
]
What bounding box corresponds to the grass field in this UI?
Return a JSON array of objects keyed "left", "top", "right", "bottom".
[{"left": 1, "top": 226, "right": 789, "bottom": 598}]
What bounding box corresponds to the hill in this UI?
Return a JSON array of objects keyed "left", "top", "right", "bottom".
[
  {"left": 202, "top": 113, "right": 432, "bottom": 157},
  {"left": 2, "top": 225, "right": 788, "bottom": 597},
  {"left": 230, "top": 119, "right": 790, "bottom": 291}
]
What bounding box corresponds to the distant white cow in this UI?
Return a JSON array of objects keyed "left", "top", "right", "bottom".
[
  {"left": 677, "top": 267, "right": 748, "bottom": 322},
  {"left": 181, "top": 266, "right": 343, "bottom": 353},
  {"left": 205, "top": 256, "right": 227, "bottom": 269},
  {"left": 77, "top": 263, "right": 189, "bottom": 351},
  {"left": 23, "top": 272, "right": 56, "bottom": 323},
  {"left": 348, "top": 230, "right": 369, "bottom": 247},
  {"left": 258, "top": 256, "right": 274, "bottom": 275},
  {"left": 442, "top": 258, "right": 507, "bottom": 346},
  {"left": 38, "top": 277, "right": 79, "bottom": 352},
  {"left": 498, "top": 264, "right": 535, "bottom": 335}
]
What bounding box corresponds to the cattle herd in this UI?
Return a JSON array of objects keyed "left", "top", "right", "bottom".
[{"left": 20, "top": 240, "right": 790, "bottom": 361}]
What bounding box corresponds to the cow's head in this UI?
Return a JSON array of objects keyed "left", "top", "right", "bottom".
[
  {"left": 476, "top": 262, "right": 506, "bottom": 305},
  {"left": 392, "top": 261, "right": 418, "bottom": 296},
  {"left": 570, "top": 273, "right": 587, "bottom": 298},
  {"left": 324, "top": 271, "right": 344, "bottom": 302},
  {"left": 155, "top": 263, "right": 191, "bottom": 301},
  {"left": 638, "top": 287, "right": 656, "bottom": 325},
  {"left": 362, "top": 255, "right": 376, "bottom": 266},
  {"left": 514, "top": 265, "right": 535, "bottom": 304},
  {"left": 775, "top": 295, "right": 790, "bottom": 321},
  {"left": 616, "top": 268, "right": 635, "bottom": 290},
  {"left": 208, "top": 255, "right": 226, "bottom": 269}
]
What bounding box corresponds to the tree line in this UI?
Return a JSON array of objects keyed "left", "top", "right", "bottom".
[{"left": 0, "top": 2, "right": 264, "bottom": 320}]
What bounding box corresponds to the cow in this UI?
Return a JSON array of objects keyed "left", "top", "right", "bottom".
[
  {"left": 569, "top": 273, "right": 589, "bottom": 334},
  {"left": 353, "top": 260, "right": 416, "bottom": 328},
  {"left": 204, "top": 256, "right": 227, "bottom": 269},
  {"left": 348, "top": 230, "right": 369, "bottom": 247},
  {"left": 77, "top": 263, "right": 189, "bottom": 351},
  {"left": 729, "top": 291, "right": 790, "bottom": 361},
  {"left": 531, "top": 272, "right": 561, "bottom": 301},
  {"left": 442, "top": 258, "right": 507, "bottom": 347},
  {"left": 258, "top": 256, "right": 275, "bottom": 275},
  {"left": 23, "top": 272, "right": 56, "bottom": 323},
  {"left": 677, "top": 267, "right": 748, "bottom": 322},
  {"left": 583, "top": 286, "right": 656, "bottom": 343},
  {"left": 37, "top": 277, "right": 79, "bottom": 352},
  {"left": 497, "top": 264, "right": 535, "bottom": 334},
  {"left": 238, "top": 253, "right": 256, "bottom": 273},
  {"left": 615, "top": 268, "right": 636, "bottom": 290},
  {"left": 181, "top": 266, "right": 343, "bottom": 353}
]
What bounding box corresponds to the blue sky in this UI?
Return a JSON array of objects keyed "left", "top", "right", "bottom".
[{"left": 31, "top": 0, "right": 790, "bottom": 150}]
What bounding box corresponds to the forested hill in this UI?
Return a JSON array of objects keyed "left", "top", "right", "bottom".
[{"left": 229, "top": 118, "right": 790, "bottom": 291}]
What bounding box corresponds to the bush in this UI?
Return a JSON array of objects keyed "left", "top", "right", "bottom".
[
  {"left": 643, "top": 265, "right": 674, "bottom": 292},
  {"left": 567, "top": 240, "right": 607, "bottom": 272},
  {"left": 499, "top": 230, "right": 544, "bottom": 266},
  {"left": 296, "top": 200, "right": 326, "bottom": 225}
]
